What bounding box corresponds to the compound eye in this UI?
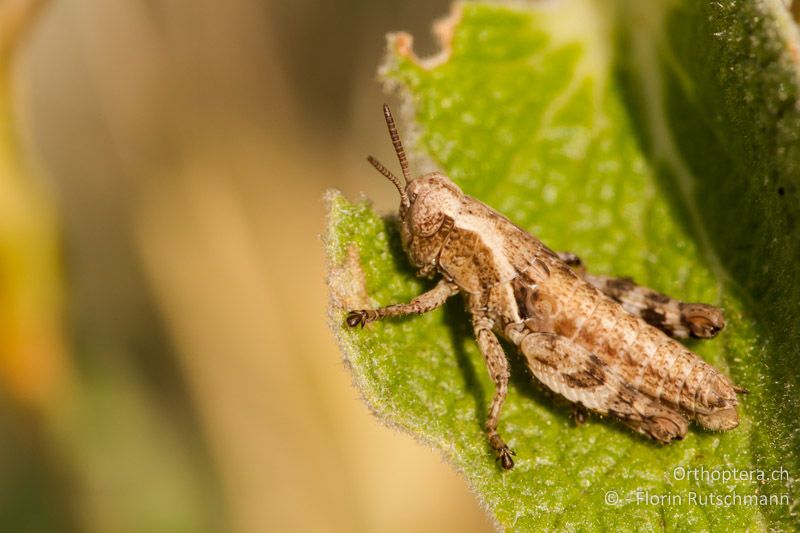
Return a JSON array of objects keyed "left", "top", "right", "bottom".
[{"left": 410, "top": 189, "right": 445, "bottom": 237}]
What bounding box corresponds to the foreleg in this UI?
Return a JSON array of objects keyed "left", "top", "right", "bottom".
[
  {"left": 346, "top": 279, "right": 458, "bottom": 327},
  {"left": 556, "top": 251, "right": 725, "bottom": 339}
]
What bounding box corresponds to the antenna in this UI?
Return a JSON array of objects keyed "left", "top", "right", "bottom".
[
  {"left": 367, "top": 155, "right": 410, "bottom": 208},
  {"left": 382, "top": 104, "right": 410, "bottom": 184}
]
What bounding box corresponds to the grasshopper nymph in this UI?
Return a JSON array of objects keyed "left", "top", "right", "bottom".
[{"left": 347, "top": 105, "right": 746, "bottom": 470}]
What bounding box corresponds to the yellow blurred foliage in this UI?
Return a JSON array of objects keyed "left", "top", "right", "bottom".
[
  {"left": 0, "top": 0, "right": 492, "bottom": 532},
  {"left": 0, "top": 0, "right": 69, "bottom": 409}
]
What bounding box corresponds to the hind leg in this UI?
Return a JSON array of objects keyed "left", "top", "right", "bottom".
[
  {"left": 516, "top": 330, "right": 688, "bottom": 443},
  {"left": 557, "top": 252, "right": 725, "bottom": 339}
]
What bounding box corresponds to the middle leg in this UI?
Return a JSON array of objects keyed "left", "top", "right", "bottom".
[{"left": 470, "top": 311, "right": 515, "bottom": 469}]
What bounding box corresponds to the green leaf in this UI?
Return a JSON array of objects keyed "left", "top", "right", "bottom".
[{"left": 326, "top": 1, "right": 800, "bottom": 529}]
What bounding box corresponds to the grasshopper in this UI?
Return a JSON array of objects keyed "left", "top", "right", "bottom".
[{"left": 347, "top": 105, "right": 746, "bottom": 470}]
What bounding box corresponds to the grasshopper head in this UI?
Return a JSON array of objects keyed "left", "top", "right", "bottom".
[
  {"left": 366, "top": 105, "right": 463, "bottom": 270},
  {"left": 403, "top": 172, "right": 462, "bottom": 236}
]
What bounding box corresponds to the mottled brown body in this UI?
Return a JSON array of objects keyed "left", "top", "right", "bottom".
[{"left": 347, "top": 105, "right": 745, "bottom": 469}]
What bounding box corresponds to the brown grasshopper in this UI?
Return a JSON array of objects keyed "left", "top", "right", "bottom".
[{"left": 347, "top": 105, "right": 746, "bottom": 470}]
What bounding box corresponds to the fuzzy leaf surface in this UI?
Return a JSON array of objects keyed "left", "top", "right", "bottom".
[{"left": 327, "top": 1, "right": 800, "bottom": 529}]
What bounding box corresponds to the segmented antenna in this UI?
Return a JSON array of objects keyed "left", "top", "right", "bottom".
[
  {"left": 367, "top": 155, "right": 410, "bottom": 208},
  {"left": 382, "top": 104, "right": 410, "bottom": 184}
]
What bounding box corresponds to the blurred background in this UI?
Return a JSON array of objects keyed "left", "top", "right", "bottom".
[{"left": 0, "top": 0, "right": 494, "bottom": 531}]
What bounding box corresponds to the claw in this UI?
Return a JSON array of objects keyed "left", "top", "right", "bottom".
[
  {"left": 681, "top": 303, "right": 726, "bottom": 338},
  {"left": 488, "top": 431, "right": 515, "bottom": 470},
  {"left": 572, "top": 403, "right": 589, "bottom": 425},
  {"left": 496, "top": 446, "right": 516, "bottom": 470},
  {"left": 346, "top": 310, "right": 368, "bottom": 328}
]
